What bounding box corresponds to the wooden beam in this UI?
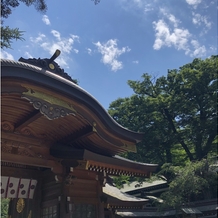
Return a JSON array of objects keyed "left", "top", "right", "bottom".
[
  {"left": 1, "top": 131, "right": 53, "bottom": 147},
  {"left": 1, "top": 166, "right": 42, "bottom": 179},
  {"left": 14, "top": 110, "right": 42, "bottom": 131},
  {"left": 1, "top": 152, "right": 63, "bottom": 174},
  {"left": 67, "top": 197, "right": 99, "bottom": 204},
  {"left": 61, "top": 125, "right": 95, "bottom": 145}
]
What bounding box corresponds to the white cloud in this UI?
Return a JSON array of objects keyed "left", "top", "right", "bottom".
[
  {"left": 31, "top": 31, "right": 79, "bottom": 68},
  {"left": 152, "top": 11, "right": 207, "bottom": 57},
  {"left": 186, "top": 0, "right": 201, "bottom": 4},
  {"left": 1, "top": 51, "right": 14, "bottom": 60},
  {"left": 94, "top": 39, "right": 130, "bottom": 72},
  {"left": 30, "top": 33, "right": 46, "bottom": 43},
  {"left": 144, "top": 4, "right": 154, "bottom": 13},
  {"left": 168, "top": 14, "right": 180, "bottom": 27},
  {"left": 190, "top": 40, "right": 206, "bottom": 57},
  {"left": 120, "top": 0, "right": 156, "bottom": 14},
  {"left": 186, "top": 0, "right": 201, "bottom": 8},
  {"left": 87, "top": 48, "right": 92, "bottom": 55},
  {"left": 51, "top": 30, "right": 61, "bottom": 41},
  {"left": 42, "top": 15, "right": 51, "bottom": 25},
  {"left": 160, "top": 8, "right": 180, "bottom": 27},
  {"left": 192, "top": 12, "right": 212, "bottom": 30},
  {"left": 153, "top": 19, "right": 191, "bottom": 52},
  {"left": 208, "top": 45, "right": 217, "bottom": 53},
  {"left": 74, "top": 49, "right": 79, "bottom": 54}
]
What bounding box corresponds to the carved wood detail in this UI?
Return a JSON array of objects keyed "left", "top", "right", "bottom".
[
  {"left": 1, "top": 162, "right": 27, "bottom": 169},
  {"left": 21, "top": 88, "right": 76, "bottom": 120},
  {"left": 1, "top": 121, "right": 15, "bottom": 132},
  {"left": 1, "top": 121, "right": 49, "bottom": 140},
  {"left": 2, "top": 144, "right": 12, "bottom": 154},
  {"left": 1, "top": 131, "right": 52, "bottom": 148},
  {"left": 19, "top": 126, "right": 47, "bottom": 138},
  {"left": 2, "top": 153, "right": 63, "bottom": 174},
  {"left": 19, "top": 126, "right": 36, "bottom": 136},
  {"left": 22, "top": 95, "right": 75, "bottom": 120},
  {"left": 1, "top": 139, "right": 45, "bottom": 159}
]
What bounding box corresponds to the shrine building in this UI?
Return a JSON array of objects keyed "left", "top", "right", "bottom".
[{"left": 1, "top": 50, "right": 158, "bottom": 218}]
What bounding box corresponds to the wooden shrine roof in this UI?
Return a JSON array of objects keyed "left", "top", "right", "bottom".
[
  {"left": 51, "top": 145, "right": 157, "bottom": 177},
  {"left": 120, "top": 180, "right": 167, "bottom": 194},
  {"left": 1, "top": 58, "right": 144, "bottom": 157},
  {"left": 115, "top": 200, "right": 218, "bottom": 217},
  {"left": 103, "top": 183, "right": 148, "bottom": 210}
]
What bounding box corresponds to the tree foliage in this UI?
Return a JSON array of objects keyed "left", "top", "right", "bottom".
[
  {"left": 1, "top": 0, "right": 47, "bottom": 49},
  {"left": 109, "top": 56, "right": 217, "bottom": 209},
  {"left": 158, "top": 159, "right": 217, "bottom": 210},
  {"left": 109, "top": 56, "right": 217, "bottom": 165},
  {"left": 0, "top": 198, "right": 10, "bottom": 218},
  {"left": 1, "top": 25, "right": 24, "bottom": 49},
  {"left": 1, "top": 0, "right": 47, "bottom": 19}
]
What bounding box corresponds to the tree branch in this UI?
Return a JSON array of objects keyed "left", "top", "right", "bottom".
[
  {"left": 163, "top": 109, "right": 194, "bottom": 161},
  {"left": 202, "top": 128, "right": 217, "bottom": 158}
]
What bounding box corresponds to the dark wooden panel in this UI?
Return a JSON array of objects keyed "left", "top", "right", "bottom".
[
  {"left": 1, "top": 131, "right": 53, "bottom": 147},
  {"left": 1, "top": 166, "right": 42, "bottom": 179},
  {"left": 1, "top": 153, "right": 63, "bottom": 174}
]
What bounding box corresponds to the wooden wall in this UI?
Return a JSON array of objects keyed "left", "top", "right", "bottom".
[{"left": 40, "top": 168, "right": 105, "bottom": 218}]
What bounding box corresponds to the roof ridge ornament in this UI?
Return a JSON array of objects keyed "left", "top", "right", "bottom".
[{"left": 18, "top": 49, "right": 77, "bottom": 83}]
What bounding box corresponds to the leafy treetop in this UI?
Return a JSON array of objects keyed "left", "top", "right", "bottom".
[
  {"left": 109, "top": 55, "right": 217, "bottom": 165},
  {"left": 109, "top": 56, "right": 217, "bottom": 210}
]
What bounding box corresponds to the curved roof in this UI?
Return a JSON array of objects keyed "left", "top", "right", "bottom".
[
  {"left": 1, "top": 59, "right": 144, "bottom": 156},
  {"left": 103, "top": 183, "right": 149, "bottom": 210}
]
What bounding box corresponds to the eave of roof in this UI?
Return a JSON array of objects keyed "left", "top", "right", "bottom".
[
  {"left": 103, "top": 183, "right": 148, "bottom": 202},
  {"left": 115, "top": 199, "right": 218, "bottom": 217},
  {"left": 120, "top": 180, "right": 167, "bottom": 193},
  {"left": 1, "top": 59, "right": 144, "bottom": 143},
  {"left": 181, "top": 208, "right": 202, "bottom": 214},
  {"left": 103, "top": 183, "right": 149, "bottom": 210},
  {"left": 115, "top": 210, "right": 176, "bottom": 217},
  {"left": 50, "top": 145, "right": 158, "bottom": 176}
]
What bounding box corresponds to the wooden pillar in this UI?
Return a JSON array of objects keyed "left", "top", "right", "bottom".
[
  {"left": 59, "top": 185, "right": 68, "bottom": 218},
  {"left": 34, "top": 175, "right": 42, "bottom": 218},
  {"left": 56, "top": 169, "right": 71, "bottom": 218},
  {"left": 97, "top": 179, "right": 105, "bottom": 218}
]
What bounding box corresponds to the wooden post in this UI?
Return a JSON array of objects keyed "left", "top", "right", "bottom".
[{"left": 97, "top": 178, "right": 105, "bottom": 218}]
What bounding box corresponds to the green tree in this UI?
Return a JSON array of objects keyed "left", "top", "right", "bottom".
[
  {"left": 1, "top": 0, "right": 47, "bottom": 19},
  {"left": 110, "top": 56, "right": 217, "bottom": 206},
  {"left": 1, "top": 25, "right": 25, "bottom": 49},
  {"left": 0, "top": 198, "right": 10, "bottom": 218},
  {"left": 158, "top": 159, "right": 217, "bottom": 210},
  {"left": 1, "top": 0, "right": 47, "bottom": 49},
  {"left": 109, "top": 56, "right": 217, "bottom": 165}
]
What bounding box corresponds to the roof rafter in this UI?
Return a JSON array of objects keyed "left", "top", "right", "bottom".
[
  {"left": 14, "top": 109, "right": 42, "bottom": 131},
  {"left": 61, "top": 125, "right": 96, "bottom": 145}
]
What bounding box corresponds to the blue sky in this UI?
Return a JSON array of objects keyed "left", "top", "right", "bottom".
[{"left": 1, "top": 0, "right": 217, "bottom": 109}]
